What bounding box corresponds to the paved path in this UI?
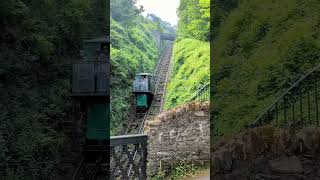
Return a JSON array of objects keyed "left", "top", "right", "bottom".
[{"left": 181, "top": 169, "right": 210, "bottom": 180}]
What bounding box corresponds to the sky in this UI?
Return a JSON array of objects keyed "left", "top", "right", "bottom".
[{"left": 135, "top": 0, "right": 180, "bottom": 26}]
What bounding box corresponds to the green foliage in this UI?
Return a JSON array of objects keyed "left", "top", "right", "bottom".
[
  {"left": 151, "top": 162, "right": 209, "bottom": 180},
  {"left": 170, "top": 163, "right": 198, "bottom": 179},
  {"left": 146, "top": 14, "right": 175, "bottom": 34},
  {"left": 165, "top": 39, "right": 209, "bottom": 110},
  {"left": 0, "top": 0, "right": 107, "bottom": 178},
  {"left": 211, "top": 0, "right": 239, "bottom": 38},
  {"left": 164, "top": 0, "right": 210, "bottom": 110},
  {"left": 177, "top": 0, "right": 210, "bottom": 41},
  {"left": 110, "top": 0, "right": 142, "bottom": 28},
  {"left": 110, "top": 1, "right": 172, "bottom": 134},
  {"left": 212, "top": 0, "right": 320, "bottom": 139}
]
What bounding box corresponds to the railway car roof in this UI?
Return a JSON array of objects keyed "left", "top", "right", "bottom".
[{"left": 137, "top": 73, "right": 152, "bottom": 76}]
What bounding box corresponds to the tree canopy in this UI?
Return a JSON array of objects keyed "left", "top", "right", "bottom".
[
  {"left": 177, "top": 0, "right": 210, "bottom": 41},
  {"left": 0, "top": 0, "right": 108, "bottom": 178}
]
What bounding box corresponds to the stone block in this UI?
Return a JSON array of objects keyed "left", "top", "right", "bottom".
[
  {"left": 194, "top": 110, "right": 206, "bottom": 117},
  {"left": 147, "top": 102, "right": 209, "bottom": 176},
  {"left": 269, "top": 156, "right": 303, "bottom": 174}
]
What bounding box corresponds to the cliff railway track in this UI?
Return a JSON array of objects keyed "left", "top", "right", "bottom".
[
  {"left": 110, "top": 43, "right": 173, "bottom": 179},
  {"left": 125, "top": 43, "right": 173, "bottom": 135}
]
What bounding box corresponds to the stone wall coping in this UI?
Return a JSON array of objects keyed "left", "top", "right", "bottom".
[{"left": 145, "top": 101, "right": 209, "bottom": 131}]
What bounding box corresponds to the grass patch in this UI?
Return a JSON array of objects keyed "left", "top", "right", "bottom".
[
  {"left": 151, "top": 162, "right": 209, "bottom": 180},
  {"left": 165, "top": 38, "right": 210, "bottom": 110}
]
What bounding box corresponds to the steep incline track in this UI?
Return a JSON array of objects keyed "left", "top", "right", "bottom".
[
  {"left": 109, "top": 42, "right": 173, "bottom": 179},
  {"left": 125, "top": 42, "right": 173, "bottom": 135}
]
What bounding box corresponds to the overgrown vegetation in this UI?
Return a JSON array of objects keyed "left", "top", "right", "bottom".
[
  {"left": 177, "top": 0, "right": 210, "bottom": 41},
  {"left": 152, "top": 162, "right": 209, "bottom": 180},
  {"left": 169, "top": 163, "right": 208, "bottom": 179},
  {"left": 165, "top": 0, "right": 210, "bottom": 110},
  {"left": 165, "top": 39, "right": 209, "bottom": 109},
  {"left": 212, "top": 0, "right": 320, "bottom": 140},
  {"left": 0, "top": 0, "right": 108, "bottom": 178},
  {"left": 110, "top": 0, "right": 174, "bottom": 134}
]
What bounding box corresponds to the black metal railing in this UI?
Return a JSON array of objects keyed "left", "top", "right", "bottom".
[
  {"left": 110, "top": 134, "right": 148, "bottom": 180},
  {"left": 189, "top": 83, "right": 210, "bottom": 102},
  {"left": 250, "top": 64, "right": 320, "bottom": 128}
]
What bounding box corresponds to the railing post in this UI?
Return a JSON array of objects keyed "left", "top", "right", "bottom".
[
  {"left": 141, "top": 141, "right": 148, "bottom": 179},
  {"left": 284, "top": 96, "right": 287, "bottom": 126},
  {"left": 299, "top": 87, "right": 304, "bottom": 127},
  {"left": 315, "top": 73, "right": 319, "bottom": 126},
  {"left": 307, "top": 79, "right": 311, "bottom": 125}
]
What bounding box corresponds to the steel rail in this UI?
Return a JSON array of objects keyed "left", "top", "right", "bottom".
[
  {"left": 121, "top": 44, "right": 170, "bottom": 135},
  {"left": 159, "top": 44, "right": 173, "bottom": 113},
  {"left": 127, "top": 43, "right": 173, "bottom": 178},
  {"left": 110, "top": 43, "right": 172, "bottom": 179}
]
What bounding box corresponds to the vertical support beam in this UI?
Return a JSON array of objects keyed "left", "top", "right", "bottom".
[{"left": 141, "top": 142, "right": 148, "bottom": 180}]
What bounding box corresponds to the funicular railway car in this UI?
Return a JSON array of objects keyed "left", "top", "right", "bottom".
[
  {"left": 71, "top": 36, "right": 110, "bottom": 163},
  {"left": 132, "top": 73, "right": 155, "bottom": 111}
]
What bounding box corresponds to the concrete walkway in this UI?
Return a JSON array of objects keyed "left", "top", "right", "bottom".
[{"left": 180, "top": 169, "right": 210, "bottom": 180}]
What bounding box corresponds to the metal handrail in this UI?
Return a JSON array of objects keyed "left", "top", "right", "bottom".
[
  {"left": 110, "top": 134, "right": 148, "bottom": 147},
  {"left": 189, "top": 83, "right": 210, "bottom": 102},
  {"left": 250, "top": 63, "right": 320, "bottom": 128}
]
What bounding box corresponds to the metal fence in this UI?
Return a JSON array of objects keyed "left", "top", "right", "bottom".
[
  {"left": 250, "top": 64, "right": 320, "bottom": 128},
  {"left": 110, "top": 134, "right": 148, "bottom": 180},
  {"left": 189, "top": 83, "right": 210, "bottom": 102}
]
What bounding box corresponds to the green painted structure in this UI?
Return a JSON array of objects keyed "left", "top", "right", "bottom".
[
  {"left": 83, "top": 37, "right": 110, "bottom": 60},
  {"left": 136, "top": 94, "right": 148, "bottom": 108},
  {"left": 71, "top": 36, "right": 110, "bottom": 161},
  {"left": 133, "top": 73, "right": 154, "bottom": 110},
  {"left": 86, "top": 103, "right": 110, "bottom": 140}
]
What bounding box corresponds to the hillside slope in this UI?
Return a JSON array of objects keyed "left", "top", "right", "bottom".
[
  {"left": 164, "top": 0, "right": 210, "bottom": 110},
  {"left": 165, "top": 39, "right": 209, "bottom": 109},
  {"left": 212, "top": 0, "right": 320, "bottom": 139}
]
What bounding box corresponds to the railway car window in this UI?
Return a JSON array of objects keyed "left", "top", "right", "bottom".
[{"left": 133, "top": 75, "right": 149, "bottom": 91}]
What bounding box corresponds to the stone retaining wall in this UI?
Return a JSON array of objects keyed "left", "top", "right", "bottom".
[
  {"left": 212, "top": 126, "right": 320, "bottom": 180},
  {"left": 145, "top": 102, "right": 210, "bottom": 176}
]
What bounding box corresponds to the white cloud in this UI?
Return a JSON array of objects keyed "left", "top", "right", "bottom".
[{"left": 135, "top": 0, "right": 180, "bottom": 26}]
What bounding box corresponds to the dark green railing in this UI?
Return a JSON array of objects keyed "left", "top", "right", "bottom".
[
  {"left": 110, "top": 134, "right": 148, "bottom": 180},
  {"left": 189, "top": 83, "right": 210, "bottom": 102},
  {"left": 250, "top": 64, "right": 320, "bottom": 128}
]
